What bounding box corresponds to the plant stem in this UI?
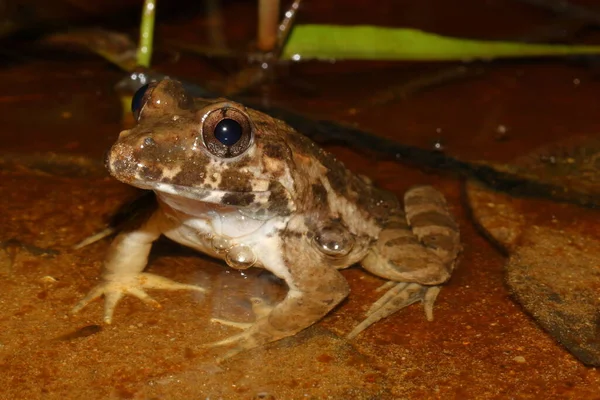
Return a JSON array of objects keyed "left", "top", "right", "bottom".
[
  {"left": 257, "top": 0, "right": 279, "bottom": 52},
  {"left": 277, "top": 0, "right": 301, "bottom": 50},
  {"left": 137, "top": 0, "right": 156, "bottom": 67}
]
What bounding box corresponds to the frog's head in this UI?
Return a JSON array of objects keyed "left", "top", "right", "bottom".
[{"left": 107, "top": 78, "right": 296, "bottom": 215}]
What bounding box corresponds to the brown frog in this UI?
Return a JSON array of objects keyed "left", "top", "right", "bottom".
[{"left": 72, "top": 79, "right": 460, "bottom": 359}]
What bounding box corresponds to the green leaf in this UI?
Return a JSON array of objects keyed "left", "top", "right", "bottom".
[{"left": 282, "top": 25, "right": 600, "bottom": 61}]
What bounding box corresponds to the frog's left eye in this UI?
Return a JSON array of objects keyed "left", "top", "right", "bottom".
[
  {"left": 201, "top": 107, "right": 253, "bottom": 158},
  {"left": 131, "top": 83, "right": 150, "bottom": 120},
  {"left": 214, "top": 118, "right": 243, "bottom": 146}
]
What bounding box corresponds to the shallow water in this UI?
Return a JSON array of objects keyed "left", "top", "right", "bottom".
[{"left": 1, "top": 1, "right": 600, "bottom": 398}]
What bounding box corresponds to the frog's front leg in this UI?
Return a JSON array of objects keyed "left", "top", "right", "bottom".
[
  {"left": 72, "top": 211, "right": 206, "bottom": 323},
  {"left": 348, "top": 185, "right": 460, "bottom": 338},
  {"left": 205, "top": 235, "right": 349, "bottom": 361}
]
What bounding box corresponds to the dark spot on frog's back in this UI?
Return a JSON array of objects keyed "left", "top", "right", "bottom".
[
  {"left": 325, "top": 167, "right": 354, "bottom": 197},
  {"left": 385, "top": 235, "right": 419, "bottom": 247},
  {"left": 382, "top": 219, "right": 409, "bottom": 230},
  {"left": 410, "top": 211, "right": 458, "bottom": 230},
  {"left": 311, "top": 183, "right": 328, "bottom": 204},
  {"left": 262, "top": 141, "right": 290, "bottom": 160},
  {"left": 280, "top": 229, "right": 303, "bottom": 240},
  {"left": 287, "top": 133, "right": 352, "bottom": 193},
  {"left": 221, "top": 192, "right": 255, "bottom": 207}
]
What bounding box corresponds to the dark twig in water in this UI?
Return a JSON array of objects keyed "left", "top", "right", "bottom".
[
  {"left": 116, "top": 72, "right": 600, "bottom": 209},
  {"left": 1, "top": 238, "right": 59, "bottom": 271},
  {"left": 275, "top": 116, "right": 600, "bottom": 209},
  {"left": 352, "top": 65, "right": 483, "bottom": 114}
]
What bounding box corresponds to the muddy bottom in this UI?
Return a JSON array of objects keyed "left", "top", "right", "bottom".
[
  {"left": 0, "top": 147, "right": 598, "bottom": 399},
  {"left": 2, "top": 0, "right": 600, "bottom": 396}
]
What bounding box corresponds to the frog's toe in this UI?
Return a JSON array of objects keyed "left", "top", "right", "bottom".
[
  {"left": 203, "top": 314, "right": 286, "bottom": 362},
  {"left": 201, "top": 324, "right": 264, "bottom": 364},
  {"left": 102, "top": 286, "right": 163, "bottom": 324},
  {"left": 101, "top": 291, "right": 127, "bottom": 324},
  {"left": 203, "top": 324, "right": 276, "bottom": 363},
  {"left": 72, "top": 272, "right": 206, "bottom": 323},
  {"left": 72, "top": 278, "right": 162, "bottom": 323},
  {"left": 203, "top": 330, "right": 249, "bottom": 348},
  {"left": 71, "top": 284, "right": 113, "bottom": 315},
  {"left": 210, "top": 318, "right": 252, "bottom": 330},
  {"left": 347, "top": 282, "right": 440, "bottom": 339},
  {"left": 421, "top": 286, "right": 441, "bottom": 321},
  {"left": 136, "top": 272, "right": 206, "bottom": 292},
  {"left": 210, "top": 297, "right": 273, "bottom": 330}
]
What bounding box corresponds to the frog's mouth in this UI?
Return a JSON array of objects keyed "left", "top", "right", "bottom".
[
  {"left": 141, "top": 178, "right": 294, "bottom": 219},
  {"left": 153, "top": 181, "right": 293, "bottom": 220},
  {"left": 132, "top": 180, "right": 273, "bottom": 208}
]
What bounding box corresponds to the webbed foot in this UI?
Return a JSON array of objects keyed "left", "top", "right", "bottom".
[
  {"left": 346, "top": 282, "right": 440, "bottom": 339},
  {"left": 202, "top": 239, "right": 350, "bottom": 362},
  {"left": 72, "top": 272, "right": 206, "bottom": 323},
  {"left": 205, "top": 297, "right": 282, "bottom": 362},
  {"left": 210, "top": 297, "right": 273, "bottom": 329}
]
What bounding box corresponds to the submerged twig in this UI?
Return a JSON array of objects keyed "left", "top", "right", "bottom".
[{"left": 111, "top": 70, "right": 597, "bottom": 209}]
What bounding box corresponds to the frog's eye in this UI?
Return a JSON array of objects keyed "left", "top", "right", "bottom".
[
  {"left": 131, "top": 83, "right": 150, "bottom": 121},
  {"left": 214, "top": 118, "right": 242, "bottom": 146},
  {"left": 201, "top": 107, "right": 253, "bottom": 158}
]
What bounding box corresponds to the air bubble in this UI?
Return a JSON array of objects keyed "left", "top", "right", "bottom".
[{"left": 225, "top": 245, "right": 257, "bottom": 270}]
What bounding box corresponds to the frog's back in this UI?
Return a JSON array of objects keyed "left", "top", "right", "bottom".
[{"left": 274, "top": 122, "right": 401, "bottom": 232}]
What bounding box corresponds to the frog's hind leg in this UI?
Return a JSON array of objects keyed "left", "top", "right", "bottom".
[
  {"left": 369, "top": 281, "right": 439, "bottom": 320},
  {"left": 347, "top": 283, "right": 440, "bottom": 339},
  {"left": 362, "top": 185, "right": 460, "bottom": 284},
  {"left": 349, "top": 185, "right": 460, "bottom": 338}
]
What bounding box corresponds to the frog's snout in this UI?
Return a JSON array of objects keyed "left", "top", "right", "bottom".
[{"left": 105, "top": 141, "right": 138, "bottom": 182}]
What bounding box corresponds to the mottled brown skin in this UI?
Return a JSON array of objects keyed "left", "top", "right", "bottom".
[{"left": 73, "top": 79, "right": 461, "bottom": 359}]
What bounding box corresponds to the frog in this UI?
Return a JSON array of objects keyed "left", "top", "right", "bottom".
[{"left": 72, "top": 78, "right": 460, "bottom": 359}]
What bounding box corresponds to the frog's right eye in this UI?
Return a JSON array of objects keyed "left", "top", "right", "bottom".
[{"left": 131, "top": 84, "right": 150, "bottom": 121}]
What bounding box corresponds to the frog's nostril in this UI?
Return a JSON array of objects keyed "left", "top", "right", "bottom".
[{"left": 143, "top": 137, "right": 156, "bottom": 147}]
